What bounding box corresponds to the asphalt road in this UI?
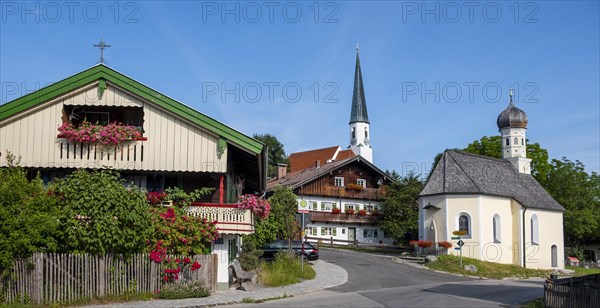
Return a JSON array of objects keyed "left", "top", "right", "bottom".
[{"left": 234, "top": 248, "right": 545, "bottom": 307}]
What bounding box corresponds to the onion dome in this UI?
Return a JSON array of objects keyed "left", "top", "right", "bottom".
[{"left": 497, "top": 88, "right": 528, "bottom": 130}]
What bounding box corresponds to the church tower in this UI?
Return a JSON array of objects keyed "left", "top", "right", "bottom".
[
  {"left": 348, "top": 44, "right": 373, "bottom": 163},
  {"left": 497, "top": 88, "right": 532, "bottom": 174}
]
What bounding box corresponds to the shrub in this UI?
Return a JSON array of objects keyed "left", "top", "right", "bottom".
[
  {"left": 239, "top": 239, "right": 262, "bottom": 271},
  {"left": 0, "top": 154, "right": 60, "bottom": 274},
  {"left": 259, "top": 252, "right": 316, "bottom": 287},
  {"left": 157, "top": 281, "right": 210, "bottom": 299},
  {"left": 51, "top": 169, "right": 152, "bottom": 254}
]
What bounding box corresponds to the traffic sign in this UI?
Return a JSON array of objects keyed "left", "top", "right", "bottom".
[
  {"left": 457, "top": 239, "right": 464, "bottom": 247},
  {"left": 298, "top": 200, "right": 309, "bottom": 213},
  {"left": 451, "top": 236, "right": 460, "bottom": 240},
  {"left": 454, "top": 247, "right": 461, "bottom": 250}
]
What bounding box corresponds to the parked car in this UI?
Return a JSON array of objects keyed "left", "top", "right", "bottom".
[{"left": 260, "top": 240, "right": 319, "bottom": 261}]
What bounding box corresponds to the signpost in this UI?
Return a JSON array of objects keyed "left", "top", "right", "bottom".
[
  {"left": 296, "top": 201, "right": 311, "bottom": 273},
  {"left": 452, "top": 231, "right": 466, "bottom": 269}
]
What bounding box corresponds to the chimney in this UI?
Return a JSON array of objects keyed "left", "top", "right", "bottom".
[
  {"left": 276, "top": 163, "right": 288, "bottom": 179},
  {"left": 315, "top": 160, "right": 321, "bottom": 168}
]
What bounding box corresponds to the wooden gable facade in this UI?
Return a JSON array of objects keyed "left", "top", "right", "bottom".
[{"left": 0, "top": 64, "right": 267, "bottom": 201}]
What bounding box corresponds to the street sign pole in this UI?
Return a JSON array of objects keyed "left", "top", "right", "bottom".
[
  {"left": 301, "top": 212, "right": 305, "bottom": 273},
  {"left": 459, "top": 239, "right": 462, "bottom": 269}
]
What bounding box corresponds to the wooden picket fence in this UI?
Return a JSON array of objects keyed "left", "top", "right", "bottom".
[
  {"left": 0, "top": 253, "right": 218, "bottom": 305},
  {"left": 544, "top": 273, "right": 600, "bottom": 308}
]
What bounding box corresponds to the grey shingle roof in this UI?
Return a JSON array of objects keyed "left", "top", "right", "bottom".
[
  {"left": 420, "top": 150, "right": 564, "bottom": 211},
  {"left": 349, "top": 51, "right": 369, "bottom": 124}
]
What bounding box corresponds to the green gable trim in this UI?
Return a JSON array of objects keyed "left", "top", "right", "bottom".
[{"left": 0, "top": 64, "right": 264, "bottom": 155}]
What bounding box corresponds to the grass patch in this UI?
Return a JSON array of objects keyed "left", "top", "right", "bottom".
[
  {"left": 259, "top": 252, "right": 316, "bottom": 287},
  {"left": 566, "top": 265, "right": 600, "bottom": 276},
  {"left": 241, "top": 293, "right": 292, "bottom": 304},
  {"left": 519, "top": 297, "right": 543, "bottom": 308},
  {"left": 425, "top": 255, "right": 551, "bottom": 279},
  {"left": 1, "top": 292, "right": 157, "bottom": 308}
]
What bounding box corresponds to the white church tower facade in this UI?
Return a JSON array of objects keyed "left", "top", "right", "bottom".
[
  {"left": 497, "top": 88, "right": 532, "bottom": 174},
  {"left": 348, "top": 45, "right": 373, "bottom": 163}
]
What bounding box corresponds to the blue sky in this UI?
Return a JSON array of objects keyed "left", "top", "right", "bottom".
[{"left": 1, "top": 1, "right": 599, "bottom": 176}]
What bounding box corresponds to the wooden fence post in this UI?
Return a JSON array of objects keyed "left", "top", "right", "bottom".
[
  {"left": 32, "top": 253, "right": 43, "bottom": 305},
  {"left": 98, "top": 255, "right": 105, "bottom": 297}
]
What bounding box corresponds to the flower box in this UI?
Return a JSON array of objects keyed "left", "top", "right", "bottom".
[
  {"left": 346, "top": 208, "right": 355, "bottom": 215},
  {"left": 346, "top": 183, "right": 365, "bottom": 191},
  {"left": 57, "top": 121, "right": 144, "bottom": 146},
  {"left": 357, "top": 209, "right": 367, "bottom": 216},
  {"left": 331, "top": 207, "right": 341, "bottom": 214}
]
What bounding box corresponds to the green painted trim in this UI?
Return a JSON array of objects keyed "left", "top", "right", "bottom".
[
  {"left": 0, "top": 65, "right": 264, "bottom": 155},
  {"left": 97, "top": 78, "right": 107, "bottom": 99},
  {"left": 218, "top": 137, "right": 227, "bottom": 159}
]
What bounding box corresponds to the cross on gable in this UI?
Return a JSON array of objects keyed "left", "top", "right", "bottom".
[{"left": 94, "top": 38, "right": 111, "bottom": 64}]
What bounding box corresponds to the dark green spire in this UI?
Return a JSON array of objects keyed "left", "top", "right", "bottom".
[{"left": 349, "top": 45, "right": 369, "bottom": 124}]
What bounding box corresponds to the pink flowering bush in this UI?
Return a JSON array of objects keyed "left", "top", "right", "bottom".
[
  {"left": 147, "top": 191, "right": 168, "bottom": 205},
  {"left": 57, "top": 121, "right": 143, "bottom": 145},
  {"left": 236, "top": 194, "right": 270, "bottom": 220}
]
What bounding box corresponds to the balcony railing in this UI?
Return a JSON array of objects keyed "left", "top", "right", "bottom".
[
  {"left": 186, "top": 203, "right": 254, "bottom": 235},
  {"left": 319, "top": 185, "right": 385, "bottom": 200},
  {"left": 56, "top": 139, "right": 146, "bottom": 168},
  {"left": 310, "top": 211, "right": 379, "bottom": 224}
]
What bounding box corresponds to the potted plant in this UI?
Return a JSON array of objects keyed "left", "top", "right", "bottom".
[
  {"left": 357, "top": 209, "right": 367, "bottom": 216},
  {"left": 346, "top": 208, "right": 355, "bottom": 215},
  {"left": 331, "top": 207, "right": 341, "bottom": 214}
]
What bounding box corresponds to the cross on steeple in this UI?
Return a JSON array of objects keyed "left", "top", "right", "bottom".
[{"left": 94, "top": 38, "right": 111, "bottom": 64}]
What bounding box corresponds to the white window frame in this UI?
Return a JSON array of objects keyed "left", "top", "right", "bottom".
[
  {"left": 311, "top": 201, "right": 318, "bottom": 210},
  {"left": 357, "top": 179, "right": 366, "bottom": 188},
  {"left": 493, "top": 214, "right": 501, "bottom": 243},
  {"left": 457, "top": 212, "right": 472, "bottom": 238},
  {"left": 312, "top": 227, "right": 317, "bottom": 235},
  {"left": 531, "top": 214, "right": 539, "bottom": 245},
  {"left": 334, "top": 177, "right": 344, "bottom": 187}
]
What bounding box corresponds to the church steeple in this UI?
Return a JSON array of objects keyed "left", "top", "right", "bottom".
[
  {"left": 497, "top": 87, "right": 531, "bottom": 174},
  {"left": 349, "top": 43, "right": 370, "bottom": 124},
  {"left": 348, "top": 44, "right": 373, "bottom": 163}
]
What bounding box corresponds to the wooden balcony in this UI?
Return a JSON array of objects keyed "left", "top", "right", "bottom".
[
  {"left": 310, "top": 211, "right": 379, "bottom": 224},
  {"left": 56, "top": 139, "right": 146, "bottom": 169},
  {"left": 313, "top": 185, "right": 385, "bottom": 200},
  {"left": 186, "top": 203, "right": 254, "bottom": 235}
]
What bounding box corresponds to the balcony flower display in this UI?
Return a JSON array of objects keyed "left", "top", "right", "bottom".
[
  {"left": 346, "top": 208, "right": 355, "bottom": 215},
  {"left": 57, "top": 121, "right": 143, "bottom": 146},
  {"left": 409, "top": 240, "right": 433, "bottom": 248},
  {"left": 346, "top": 183, "right": 365, "bottom": 191},
  {"left": 357, "top": 209, "right": 367, "bottom": 216},
  {"left": 331, "top": 207, "right": 341, "bottom": 214},
  {"left": 236, "top": 194, "right": 270, "bottom": 220},
  {"left": 438, "top": 241, "right": 452, "bottom": 248}
]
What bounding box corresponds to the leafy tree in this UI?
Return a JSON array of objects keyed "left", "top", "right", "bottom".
[
  {"left": 379, "top": 172, "right": 423, "bottom": 245},
  {"left": 463, "top": 136, "right": 551, "bottom": 186},
  {"left": 245, "top": 186, "right": 298, "bottom": 249},
  {"left": 0, "top": 154, "right": 60, "bottom": 274},
  {"left": 545, "top": 158, "right": 600, "bottom": 246},
  {"left": 51, "top": 169, "right": 153, "bottom": 254},
  {"left": 254, "top": 133, "right": 288, "bottom": 179}
]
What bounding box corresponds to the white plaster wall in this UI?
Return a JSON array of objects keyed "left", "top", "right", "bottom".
[
  {"left": 524, "top": 209, "right": 564, "bottom": 269},
  {"left": 479, "top": 196, "right": 515, "bottom": 265}
]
